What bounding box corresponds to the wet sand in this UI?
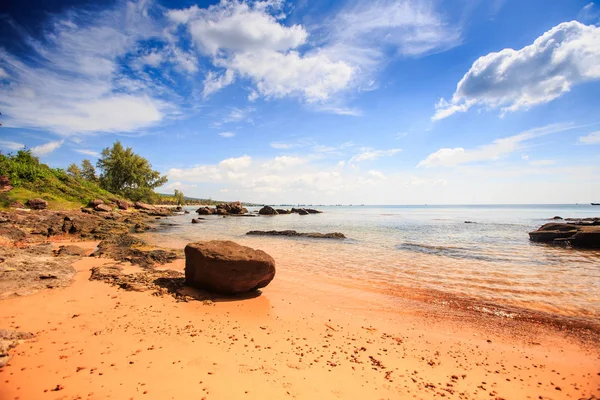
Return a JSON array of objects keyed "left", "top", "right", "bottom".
[{"left": 0, "top": 246, "right": 599, "bottom": 399}]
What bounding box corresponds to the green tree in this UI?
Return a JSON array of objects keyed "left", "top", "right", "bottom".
[
  {"left": 67, "top": 163, "right": 81, "bottom": 178},
  {"left": 96, "top": 141, "right": 167, "bottom": 203},
  {"left": 174, "top": 189, "right": 185, "bottom": 206},
  {"left": 80, "top": 159, "right": 97, "bottom": 182}
]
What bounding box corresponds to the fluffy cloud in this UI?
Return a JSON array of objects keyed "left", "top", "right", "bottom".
[
  {"left": 433, "top": 21, "right": 600, "bottom": 120},
  {"left": 218, "top": 155, "right": 252, "bottom": 171},
  {"left": 168, "top": 0, "right": 356, "bottom": 103},
  {"left": 262, "top": 156, "right": 306, "bottom": 170},
  {"left": 418, "top": 123, "right": 575, "bottom": 167},
  {"left": 31, "top": 140, "right": 64, "bottom": 157},
  {"left": 579, "top": 131, "right": 600, "bottom": 144},
  {"left": 218, "top": 131, "right": 236, "bottom": 138}
]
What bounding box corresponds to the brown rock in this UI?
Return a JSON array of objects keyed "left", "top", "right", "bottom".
[
  {"left": 246, "top": 230, "right": 345, "bottom": 239},
  {"left": 259, "top": 206, "right": 278, "bottom": 215},
  {"left": 134, "top": 202, "right": 155, "bottom": 211},
  {"left": 184, "top": 241, "right": 276, "bottom": 294},
  {"left": 196, "top": 207, "right": 213, "bottom": 215},
  {"left": 26, "top": 198, "right": 48, "bottom": 210},
  {"left": 191, "top": 218, "right": 202, "bottom": 224},
  {"left": 54, "top": 245, "right": 88, "bottom": 257},
  {"left": 94, "top": 204, "right": 112, "bottom": 212},
  {"left": 9, "top": 201, "right": 25, "bottom": 209},
  {"left": 117, "top": 200, "right": 129, "bottom": 210},
  {"left": 89, "top": 199, "right": 104, "bottom": 207},
  {"left": 0, "top": 176, "right": 12, "bottom": 193}
]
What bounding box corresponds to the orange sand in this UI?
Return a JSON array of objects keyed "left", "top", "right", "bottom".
[{"left": 0, "top": 249, "right": 599, "bottom": 399}]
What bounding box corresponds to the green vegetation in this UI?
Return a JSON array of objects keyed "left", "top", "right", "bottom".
[
  {"left": 0, "top": 150, "right": 118, "bottom": 209},
  {"left": 174, "top": 190, "right": 185, "bottom": 206},
  {"left": 96, "top": 141, "right": 167, "bottom": 204}
]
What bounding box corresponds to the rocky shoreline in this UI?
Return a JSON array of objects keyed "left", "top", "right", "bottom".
[
  {"left": 529, "top": 218, "right": 600, "bottom": 248},
  {"left": 246, "top": 230, "right": 346, "bottom": 239}
]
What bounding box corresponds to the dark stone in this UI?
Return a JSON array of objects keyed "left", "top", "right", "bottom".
[
  {"left": 246, "top": 230, "right": 346, "bottom": 239},
  {"left": 529, "top": 221, "right": 600, "bottom": 248},
  {"left": 54, "top": 245, "right": 88, "bottom": 257},
  {"left": 184, "top": 241, "right": 276, "bottom": 294},
  {"left": 275, "top": 209, "right": 291, "bottom": 214},
  {"left": 191, "top": 218, "right": 202, "bottom": 224},
  {"left": 196, "top": 207, "right": 213, "bottom": 215},
  {"left": 259, "top": 206, "right": 278, "bottom": 215},
  {"left": 117, "top": 200, "right": 129, "bottom": 210}
]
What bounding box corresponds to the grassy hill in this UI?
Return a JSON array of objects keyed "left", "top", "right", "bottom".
[{"left": 0, "top": 150, "right": 119, "bottom": 210}]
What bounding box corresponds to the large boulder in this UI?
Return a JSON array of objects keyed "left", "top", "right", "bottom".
[
  {"left": 297, "top": 208, "right": 309, "bottom": 215},
  {"left": 529, "top": 222, "right": 600, "bottom": 248},
  {"left": 196, "top": 207, "right": 213, "bottom": 215},
  {"left": 259, "top": 206, "right": 278, "bottom": 215},
  {"left": 26, "top": 198, "right": 48, "bottom": 210},
  {"left": 184, "top": 241, "right": 276, "bottom": 295}
]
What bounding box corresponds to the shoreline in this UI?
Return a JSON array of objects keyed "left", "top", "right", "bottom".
[{"left": 0, "top": 208, "right": 599, "bottom": 399}]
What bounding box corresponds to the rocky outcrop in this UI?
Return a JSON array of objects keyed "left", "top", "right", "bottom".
[
  {"left": 94, "top": 204, "right": 112, "bottom": 212},
  {"left": 246, "top": 230, "right": 346, "bottom": 239},
  {"left": 54, "top": 245, "right": 89, "bottom": 257},
  {"left": 291, "top": 208, "right": 322, "bottom": 214},
  {"left": 184, "top": 241, "right": 276, "bottom": 295},
  {"left": 275, "top": 209, "right": 291, "bottom": 214},
  {"left": 191, "top": 218, "right": 202, "bottom": 224},
  {"left": 196, "top": 207, "right": 213, "bottom": 215},
  {"left": 0, "top": 329, "right": 35, "bottom": 368},
  {"left": 196, "top": 202, "right": 248, "bottom": 216},
  {"left": 26, "top": 198, "right": 48, "bottom": 210},
  {"left": 93, "top": 234, "right": 182, "bottom": 268},
  {"left": 296, "top": 208, "right": 309, "bottom": 215},
  {"left": 134, "top": 202, "right": 155, "bottom": 211},
  {"left": 9, "top": 201, "right": 25, "bottom": 209},
  {"left": 259, "top": 206, "right": 278, "bottom": 215},
  {"left": 529, "top": 220, "right": 600, "bottom": 248}
]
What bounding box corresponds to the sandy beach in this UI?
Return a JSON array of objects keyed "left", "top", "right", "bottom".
[{"left": 1, "top": 238, "right": 598, "bottom": 400}]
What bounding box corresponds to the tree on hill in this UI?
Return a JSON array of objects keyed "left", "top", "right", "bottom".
[
  {"left": 96, "top": 141, "right": 167, "bottom": 203},
  {"left": 81, "top": 159, "right": 97, "bottom": 182},
  {"left": 67, "top": 163, "right": 81, "bottom": 178},
  {"left": 174, "top": 189, "right": 185, "bottom": 206}
]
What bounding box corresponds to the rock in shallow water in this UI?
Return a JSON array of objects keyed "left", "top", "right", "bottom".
[
  {"left": 246, "top": 230, "right": 346, "bottom": 239},
  {"left": 529, "top": 221, "right": 600, "bottom": 248},
  {"left": 184, "top": 241, "right": 276, "bottom": 295}
]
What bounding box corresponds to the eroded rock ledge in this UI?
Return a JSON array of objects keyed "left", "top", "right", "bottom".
[
  {"left": 246, "top": 230, "right": 346, "bottom": 239},
  {"left": 529, "top": 218, "right": 600, "bottom": 248}
]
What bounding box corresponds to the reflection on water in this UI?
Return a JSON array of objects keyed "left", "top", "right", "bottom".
[{"left": 144, "top": 205, "right": 600, "bottom": 325}]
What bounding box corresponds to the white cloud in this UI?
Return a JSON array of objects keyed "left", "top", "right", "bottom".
[
  {"left": 349, "top": 148, "right": 402, "bottom": 163},
  {"left": 270, "top": 142, "right": 294, "bottom": 149},
  {"left": 0, "top": 67, "right": 8, "bottom": 79},
  {"left": 418, "top": 123, "right": 576, "bottom": 167},
  {"left": 31, "top": 140, "right": 64, "bottom": 157},
  {"left": 168, "top": 1, "right": 307, "bottom": 55},
  {"left": 222, "top": 107, "right": 254, "bottom": 124},
  {"left": 0, "top": 140, "right": 25, "bottom": 151},
  {"left": 367, "top": 170, "right": 386, "bottom": 180},
  {"left": 579, "top": 130, "right": 600, "bottom": 144},
  {"left": 202, "top": 69, "right": 235, "bottom": 98},
  {"left": 169, "top": 0, "right": 355, "bottom": 104},
  {"left": 140, "top": 51, "right": 164, "bottom": 67},
  {"left": 433, "top": 21, "right": 600, "bottom": 120},
  {"left": 0, "top": 0, "right": 169, "bottom": 135},
  {"left": 218, "top": 155, "right": 252, "bottom": 171},
  {"left": 262, "top": 156, "right": 306, "bottom": 170},
  {"left": 74, "top": 149, "right": 101, "bottom": 157},
  {"left": 218, "top": 131, "right": 236, "bottom": 138},
  {"left": 224, "top": 49, "right": 354, "bottom": 103},
  {"left": 578, "top": 2, "right": 600, "bottom": 23}
]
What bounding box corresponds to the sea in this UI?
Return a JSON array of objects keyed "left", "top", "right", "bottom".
[{"left": 143, "top": 204, "right": 600, "bottom": 329}]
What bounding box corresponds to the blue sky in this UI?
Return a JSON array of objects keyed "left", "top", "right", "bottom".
[{"left": 1, "top": 0, "right": 599, "bottom": 204}]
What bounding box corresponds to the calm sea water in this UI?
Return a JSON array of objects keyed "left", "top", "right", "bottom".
[{"left": 143, "top": 204, "right": 600, "bottom": 327}]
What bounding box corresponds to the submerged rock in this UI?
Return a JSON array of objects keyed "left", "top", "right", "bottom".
[
  {"left": 246, "top": 230, "right": 346, "bottom": 239},
  {"left": 184, "top": 241, "right": 276, "bottom": 295}
]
